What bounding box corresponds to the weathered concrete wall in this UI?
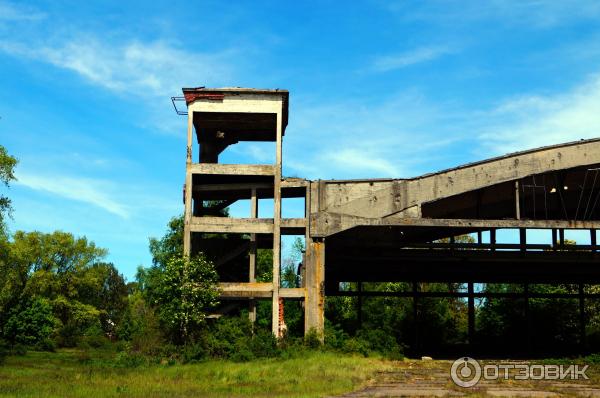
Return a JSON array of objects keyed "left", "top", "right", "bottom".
[{"left": 311, "top": 139, "right": 600, "bottom": 237}]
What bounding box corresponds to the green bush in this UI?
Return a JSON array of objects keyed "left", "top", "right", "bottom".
[
  {"left": 357, "top": 329, "right": 404, "bottom": 359},
  {"left": 12, "top": 344, "right": 27, "bottom": 356},
  {"left": 584, "top": 353, "right": 600, "bottom": 364},
  {"left": 180, "top": 342, "right": 207, "bottom": 363},
  {"left": 79, "top": 324, "right": 109, "bottom": 349},
  {"left": 0, "top": 338, "right": 8, "bottom": 364},
  {"left": 230, "top": 341, "right": 254, "bottom": 362},
  {"left": 55, "top": 323, "right": 80, "bottom": 348},
  {"left": 324, "top": 325, "right": 404, "bottom": 359},
  {"left": 203, "top": 316, "right": 251, "bottom": 358},
  {"left": 324, "top": 325, "right": 349, "bottom": 350},
  {"left": 304, "top": 328, "right": 322, "bottom": 349},
  {"left": 35, "top": 338, "right": 56, "bottom": 352},
  {"left": 248, "top": 329, "right": 278, "bottom": 358},
  {"left": 53, "top": 297, "right": 102, "bottom": 347},
  {"left": 114, "top": 351, "right": 147, "bottom": 367},
  {"left": 151, "top": 254, "right": 220, "bottom": 344},
  {"left": 4, "top": 297, "right": 57, "bottom": 348},
  {"left": 342, "top": 337, "right": 370, "bottom": 357}
]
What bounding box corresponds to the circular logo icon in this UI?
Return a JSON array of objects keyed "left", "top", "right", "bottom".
[{"left": 451, "top": 357, "right": 481, "bottom": 388}]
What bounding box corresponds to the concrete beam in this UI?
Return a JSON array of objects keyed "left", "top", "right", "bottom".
[
  {"left": 219, "top": 282, "right": 273, "bottom": 298},
  {"left": 193, "top": 182, "right": 273, "bottom": 192},
  {"left": 281, "top": 218, "right": 307, "bottom": 235},
  {"left": 311, "top": 212, "right": 600, "bottom": 237},
  {"left": 189, "top": 163, "right": 276, "bottom": 176},
  {"left": 315, "top": 139, "right": 600, "bottom": 221},
  {"left": 280, "top": 288, "right": 306, "bottom": 299},
  {"left": 190, "top": 216, "right": 274, "bottom": 234}
]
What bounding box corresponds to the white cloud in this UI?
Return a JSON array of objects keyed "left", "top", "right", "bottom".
[
  {"left": 285, "top": 73, "right": 600, "bottom": 181},
  {"left": 370, "top": 46, "right": 455, "bottom": 72},
  {"left": 326, "top": 148, "right": 400, "bottom": 176},
  {"left": 479, "top": 74, "right": 600, "bottom": 154},
  {"left": 284, "top": 92, "right": 466, "bottom": 179},
  {"left": 0, "top": 1, "right": 45, "bottom": 22},
  {"left": 0, "top": 39, "right": 233, "bottom": 97},
  {"left": 386, "top": 0, "right": 600, "bottom": 28},
  {"left": 16, "top": 172, "right": 130, "bottom": 218}
]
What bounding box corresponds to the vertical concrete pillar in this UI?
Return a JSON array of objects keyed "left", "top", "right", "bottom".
[
  {"left": 304, "top": 238, "right": 325, "bottom": 340},
  {"left": 579, "top": 283, "right": 586, "bottom": 352},
  {"left": 249, "top": 188, "right": 258, "bottom": 325},
  {"left": 183, "top": 110, "right": 194, "bottom": 257},
  {"left": 515, "top": 180, "right": 521, "bottom": 219},
  {"left": 272, "top": 111, "right": 283, "bottom": 337},
  {"left": 468, "top": 282, "right": 475, "bottom": 345}
]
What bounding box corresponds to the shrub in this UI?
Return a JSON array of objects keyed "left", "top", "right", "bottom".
[
  {"left": 12, "top": 344, "right": 27, "bottom": 356},
  {"left": 118, "top": 292, "right": 163, "bottom": 356},
  {"left": 324, "top": 325, "right": 350, "bottom": 350},
  {"left": 231, "top": 340, "right": 255, "bottom": 362},
  {"left": 35, "top": 338, "right": 56, "bottom": 352},
  {"left": 114, "top": 351, "right": 147, "bottom": 368},
  {"left": 151, "top": 254, "right": 220, "bottom": 344},
  {"left": 248, "top": 329, "right": 278, "bottom": 358},
  {"left": 342, "top": 337, "right": 370, "bottom": 357},
  {"left": 53, "top": 296, "right": 102, "bottom": 347},
  {"left": 324, "top": 325, "right": 404, "bottom": 359},
  {"left": 304, "top": 328, "right": 322, "bottom": 349},
  {"left": 180, "top": 342, "right": 207, "bottom": 363},
  {"left": 203, "top": 316, "right": 251, "bottom": 358},
  {"left": 4, "top": 297, "right": 57, "bottom": 347},
  {"left": 0, "top": 338, "right": 8, "bottom": 364},
  {"left": 80, "top": 324, "right": 109, "bottom": 349},
  {"left": 357, "top": 328, "right": 404, "bottom": 359}
]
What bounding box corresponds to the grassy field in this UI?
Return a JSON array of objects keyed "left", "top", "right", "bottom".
[{"left": 0, "top": 349, "right": 393, "bottom": 398}]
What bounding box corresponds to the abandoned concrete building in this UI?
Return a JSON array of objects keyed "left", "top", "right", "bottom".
[{"left": 175, "top": 87, "right": 600, "bottom": 351}]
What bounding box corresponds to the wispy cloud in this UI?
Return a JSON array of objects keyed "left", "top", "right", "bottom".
[
  {"left": 285, "top": 92, "right": 467, "bottom": 179},
  {"left": 0, "top": 1, "right": 46, "bottom": 22},
  {"left": 370, "top": 46, "right": 455, "bottom": 72},
  {"left": 479, "top": 74, "right": 600, "bottom": 154},
  {"left": 386, "top": 0, "right": 600, "bottom": 28},
  {"left": 16, "top": 172, "right": 130, "bottom": 218},
  {"left": 0, "top": 39, "right": 233, "bottom": 97},
  {"left": 326, "top": 148, "right": 400, "bottom": 176}
]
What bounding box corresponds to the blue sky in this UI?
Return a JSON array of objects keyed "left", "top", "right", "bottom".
[{"left": 2, "top": 1, "right": 600, "bottom": 280}]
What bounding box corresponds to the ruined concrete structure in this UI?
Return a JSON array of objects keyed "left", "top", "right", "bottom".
[{"left": 179, "top": 87, "right": 600, "bottom": 348}]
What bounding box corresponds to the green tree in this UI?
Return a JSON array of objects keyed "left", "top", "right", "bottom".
[
  {"left": 0, "top": 145, "right": 17, "bottom": 228},
  {"left": 149, "top": 215, "right": 184, "bottom": 269},
  {"left": 4, "top": 296, "right": 57, "bottom": 348},
  {"left": 282, "top": 237, "right": 304, "bottom": 288},
  {"left": 77, "top": 262, "right": 128, "bottom": 334},
  {"left": 116, "top": 291, "right": 163, "bottom": 354},
  {"left": 151, "top": 254, "right": 220, "bottom": 344},
  {"left": 0, "top": 230, "right": 121, "bottom": 347}
]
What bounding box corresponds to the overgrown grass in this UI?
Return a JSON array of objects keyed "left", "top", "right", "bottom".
[{"left": 0, "top": 348, "right": 393, "bottom": 398}]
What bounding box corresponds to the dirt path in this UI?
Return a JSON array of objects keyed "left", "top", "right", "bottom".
[{"left": 335, "top": 360, "right": 600, "bottom": 397}]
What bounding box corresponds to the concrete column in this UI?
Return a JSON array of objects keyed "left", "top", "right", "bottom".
[
  {"left": 183, "top": 110, "right": 194, "bottom": 257},
  {"left": 515, "top": 180, "right": 521, "bottom": 219},
  {"left": 579, "top": 283, "right": 586, "bottom": 352},
  {"left": 272, "top": 111, "right": 283, "bottom": 337},
  {"left": 304, "top": 238, "right": 325, "bottom": 340},
  {"left": 468, "top": 282, "right": 475, "bottom": 345},
  {"left": 249, "top": 188, "right": 258, "bottom": 324}
]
